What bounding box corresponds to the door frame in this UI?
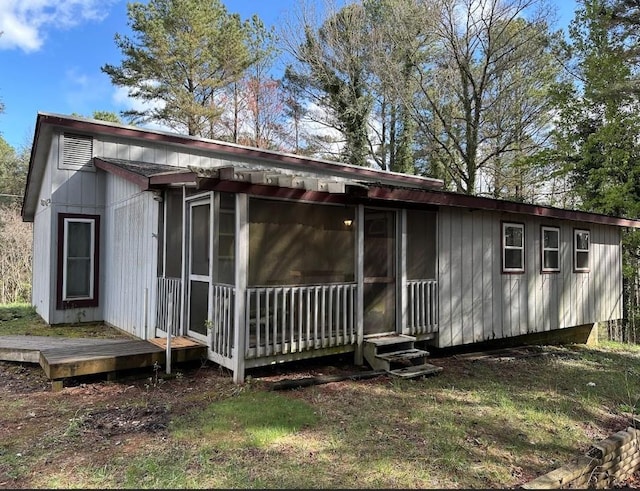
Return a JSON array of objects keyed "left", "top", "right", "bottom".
[
  {"left": 362, "top": 206, "right": 400, "bottom": 337},
  {"left": 185, "top": 192, "right": 213, "bottom": 342}
]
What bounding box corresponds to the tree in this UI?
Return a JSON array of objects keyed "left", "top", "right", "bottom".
[
  {"left": 284, "top": 2, "right": 374, "bottom": 166},
  {"left": 600, "top": 0, "right": 640, "bottom": 98},
  {"left": 102, "top": 0, "right": 253, "bottom": 136},
  {"left": 0, "top": 137, "right": 31, "bottom": 305},
  {"left": 215, "top": 15, "right": 284, "bottom": 148},
  {"left": 552, "top": 0, "right": 640, "bottom": 341},
  {"left": 92, "top": 111, "right": 123, "bottom": 124},
  {"left": 0, "top": 204, "right": 32, "bottom": 304},
  {"left": 0, "top": 137, "right": 28, "bottom": 203},
  {"left": 554, "top": 0, "right": 640, "bottom": 217},
  {"left": 408, "top": 0, "right": 560, "bottom": 195},
  {"left": 364, "top": 0, "right": 430, "bottom": 174}
]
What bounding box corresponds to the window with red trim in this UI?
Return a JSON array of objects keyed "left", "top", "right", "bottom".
[{"left": 57, "top": 214, "right": 100, "bottom": 309}]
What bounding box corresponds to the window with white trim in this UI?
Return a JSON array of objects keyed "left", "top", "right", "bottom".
[
  {"left": 57, "top": 214, "right": 100, "bottom": 309},
  {"left": 541, "top": 226, "right": 560, "bottom": 272},
  {"left": 574, "top": 229, "right": 590, "bottom": 272},
  {"left": 502, "top": 222, "right": 524, "bottom": 273}
]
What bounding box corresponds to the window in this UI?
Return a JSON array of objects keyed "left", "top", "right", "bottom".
[
  {"left": 502, "top": 222, "right": 525, "bottom": 273},
  {"left": 57, "top": 214, "right": 100, "bottom": 309},
  {"left": 574, "top": 229, "right": 590, "bottom": 272},
  {"left": 541, "top": 226, "right": 560, "bottom": 272}
]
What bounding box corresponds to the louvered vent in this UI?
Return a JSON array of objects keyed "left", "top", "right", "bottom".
[{"left": 60, "top": 133, "right": 94, "bottom": 170}]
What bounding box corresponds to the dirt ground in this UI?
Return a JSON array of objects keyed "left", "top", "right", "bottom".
[
  {"left": 0, "top": 354, "right": 387, "bottom": 489},
  {"left": 1, "top": 350, "right": 639, "bottom": 489}
]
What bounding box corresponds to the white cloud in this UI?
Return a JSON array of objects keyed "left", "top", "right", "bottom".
[{"left": 0, "top": 0, "right": 116, "bottom": 52}]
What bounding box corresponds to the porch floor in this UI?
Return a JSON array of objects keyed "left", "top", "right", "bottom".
[{"left": 0, "top": 335, "right": 207, "bottom": 390}]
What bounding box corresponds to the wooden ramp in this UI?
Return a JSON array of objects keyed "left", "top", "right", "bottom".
[{"left": 0, "top": 335, "right": 207, "bottom": 390}]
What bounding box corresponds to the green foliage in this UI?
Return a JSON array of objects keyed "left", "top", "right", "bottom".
[
  {"left": 0, "top": 136, "right": 28, "bottom": 202},
  {"left": 91, "top": 111, "right": 123, "bottom": 123},
  {"left": 552, "top": 0, "right": 640, "bottom": 339},
  {"left": 102, "top": 0, "right": 255, "bottom": 136},
  {"left": 553, "top": 0, "right": 640, "bottom": 219}
]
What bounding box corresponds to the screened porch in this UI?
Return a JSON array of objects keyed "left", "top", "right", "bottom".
[{"left": 154, "top": 189, "right": 439, "bottom": 380}]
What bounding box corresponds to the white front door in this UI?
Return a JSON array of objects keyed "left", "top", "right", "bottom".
[{"left": 187, "top": 198, "right": 212, "bottom": 341}]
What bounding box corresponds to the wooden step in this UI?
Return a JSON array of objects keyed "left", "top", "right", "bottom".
[
  {"left": 376, "top": 348, "right": 430, "bottom": 363},
  {"left": 364, "top": 334, "right": 416, "bottom": 347},
  {"left": 388, "top": 363, "right": 443, "bottom": 379}
]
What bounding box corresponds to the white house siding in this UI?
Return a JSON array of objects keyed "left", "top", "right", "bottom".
[
  {"left": 93, "top": 136, "right": 223, "bottom": 170},
  {"left": 436, "top": 207, "right": 622, "bottom": 348},
  {"left": 103, "top": 172, "right": 159, "bottom": 339},
  {"left": 48, "top": 133, "right": 105, "bottom": 324},
  {"left": 30, "top": 142, "right": 54, "bottom": 322}
]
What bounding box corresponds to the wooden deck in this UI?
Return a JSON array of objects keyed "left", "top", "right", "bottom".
[{"left": 0, "top": 335, "right": 207, "bottom": 390}]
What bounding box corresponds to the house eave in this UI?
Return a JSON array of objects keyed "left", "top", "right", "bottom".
[
  {"left": 93, "top": 157, "right": 197, "bottom": 191},
  {"left": 22, "top": 117, "right": 54, "bottom": 222},
  {"left": 366, "top": 187, "right": 640, "bottom": 228}
]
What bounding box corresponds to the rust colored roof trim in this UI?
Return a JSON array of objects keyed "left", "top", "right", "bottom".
[{"left": 366, "top": 187, "right": 640, "bottom": 228}]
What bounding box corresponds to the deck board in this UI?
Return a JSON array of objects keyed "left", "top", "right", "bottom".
[{"left": 0, "top": 335, "right": 207, "bottom": 384}]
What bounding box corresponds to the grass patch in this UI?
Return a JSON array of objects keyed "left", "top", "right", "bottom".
[
  {"left": 172, "top": 390, "right": 318, "bottom": 449},
  {"left": 0, "top": 302, "right": 130, "bottom": 338}
]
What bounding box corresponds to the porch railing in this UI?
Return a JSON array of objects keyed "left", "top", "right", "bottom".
[
  {"left": 246, "top": 283, "right": 357, "bottom": 359},
  {"left": 407, "top": 279, "right": 438, "bottom": 335},
  {"left": 209, "top": 283, "right": 235, "bottom": 359},
  {"left": 156, "top": 277, "right": 182, "bottom": 336},
  {"left": 157, "top": 277, "right": 434, "bottom": 361}
]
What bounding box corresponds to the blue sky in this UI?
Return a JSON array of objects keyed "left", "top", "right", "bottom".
[{"left": 0, "top": 0, "right": 578, "bottom": 151}]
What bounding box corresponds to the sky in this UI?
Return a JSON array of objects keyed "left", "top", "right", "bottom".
[{"left": 0, "top": 0, "right": 579, "bottom": 151}]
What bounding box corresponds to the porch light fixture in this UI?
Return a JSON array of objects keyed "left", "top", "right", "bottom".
[{"left": 343, "top": 219, "right": 353, "bottom": 227}]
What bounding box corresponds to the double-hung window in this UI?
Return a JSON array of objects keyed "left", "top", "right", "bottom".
[
  {"left": 57, "top": 214, "right": 100, "bottom": 309},
  {"left": 502, "top": 222, "right": 525, "bottom": 273},
  {"left": 574, "top": 229, "right": 590, "bottom": 272},
  {"left": 541, "top": 226, "right": 560, "bottom": 272}
]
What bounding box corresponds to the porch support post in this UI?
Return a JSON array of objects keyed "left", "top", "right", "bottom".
[
  {"left": 180, "top": 186, "right": 187, "bottom": 334},
  {"left": 355, "top": 204, "right": 364, "bottom": 366},
  {"left": 233, "top": 193, "right": 248, "bottom": 383},
  {"left": 399, "top": 209, "right": 408, "bottom": 335}
]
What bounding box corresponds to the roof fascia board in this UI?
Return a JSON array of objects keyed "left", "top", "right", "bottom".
[
  {"left": 367, "top": 187, "right": 640, "bottom": 228},
  {"left": 149, "top": 172, "right": 197, "bottom": 186},
  {"left": 21, "top": 119, "right": 52, "bottom": 222}
]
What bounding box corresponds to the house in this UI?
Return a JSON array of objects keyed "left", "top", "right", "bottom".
[{"left": 21, "top": 112, "right": 640, "bottom": 383}]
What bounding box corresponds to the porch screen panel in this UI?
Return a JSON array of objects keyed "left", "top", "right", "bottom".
[
  {"left": 188, "top": 280, "right": 208, "bottom": 334},
  {"left": 217, "top": 193, "right": 235, "bottom": 285},
  {"left": 191, "top": 204, "right": 210, "bottom": 276},
  {"left": 406, "top": 210, "right": 437, "bottom": 280},
  {"left": 248, "top": 199, "right": 355, "bottom": 286},
  {"left": 164, "top": 188, "right": 184, "bottom": 278}
]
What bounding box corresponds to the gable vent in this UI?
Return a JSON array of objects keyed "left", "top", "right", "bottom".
[{"left": 61, "top": 133, "right": 94, "bottom": 170}]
